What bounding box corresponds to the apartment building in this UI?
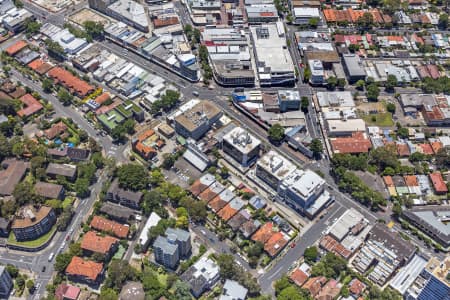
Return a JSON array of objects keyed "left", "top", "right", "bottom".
[
  {"left": 222, "top": 127, "right": 261, "bottom": 167},
  {"left": 11, "top": 206, "right": 56, "bottom": 241}
]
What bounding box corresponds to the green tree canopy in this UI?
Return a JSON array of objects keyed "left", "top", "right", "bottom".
[
  {"left": 268, "top": 124, "right": 285, "bottom": 143},
  {"left": 117, "top": 164, "right": 149, "bottom": 191}
]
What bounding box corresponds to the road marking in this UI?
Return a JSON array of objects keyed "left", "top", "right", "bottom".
[{"left": 267, "top": 267, "right": 283, "bottom": 279}]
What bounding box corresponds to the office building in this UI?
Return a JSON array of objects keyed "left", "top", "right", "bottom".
[
  {"left": 246, "top": 5, "right": 278, "bottom": 24},
  {"left": 293, "top": 7, "right": 320, "bottom": 25},
  {"left": 0, "top": 266, "right": 12, "bottom": 299},
  {"left": 308, "top": 59, "right": 324, "bottom": 85},
  {"left": 342, "top": 54, "right": 366, "bottom": 83},
  {"left": 153, "top": 235, "right": 180, "bottom": 269},
  {"left": 11, "top": 206, "right": 56, "bottom": 241},
  {"left": 250, "top": 22, "right": 295, "bottom": 86},
  {"left": 174, "top": 100, "right": 222, "bottom": 140},
  {"left": 278, "top": 169, "right": 331, "bottom": 218},
  {"left": 222, "top": 127, "right": 261, "bottom": 167},
  {"left": 278, "top": 90, "right": 301, "bottom": 112},
  {"left": 255, "top": 150, "right": 296, "bottom": 190}
]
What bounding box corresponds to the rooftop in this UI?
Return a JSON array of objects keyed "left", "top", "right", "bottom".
[
  {"left": 12, "top": 205, "right": 53, "bottom": 229},
  {"left": 65, "top": 256, "right": 103, "bottom": 281},
  {"left": 81, "top": 231, "right": 118, "bottom": 254},
  {"left": 46, "top": 163, "right": 77, "bottom": 178},
  {"left": 90, "top": 215, "right": 129, "bottom": 239},
  {"left": 281, "top": 169, "right": 325, "bottom": 199},
  {"left": 223, "top": 126, "right": 261, "bottom": 154},
  {"left": 257, "top": 150, "right": 296, "bottom": 181},
  {"left": 317, "top": 91, "right": 355, "bottom": 108},
  {"left": 107, "top": 0, "right": 148, "bottom": 29},
  {"left": 34, "top": 182, "right": 64, "bottom": 199},
  {"left": 0, "top": 159, "right": 29, "bottom": 196},
  {"left": 174, "top": 100, "right": 221, "bottom": 132},
  {"left": 390, "top": 254, "right": 428, "bottom": 294}
]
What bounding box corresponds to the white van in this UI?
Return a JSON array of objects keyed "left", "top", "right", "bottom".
[{"left": 48, "top": 252, "right": 55, "bottom": 262}]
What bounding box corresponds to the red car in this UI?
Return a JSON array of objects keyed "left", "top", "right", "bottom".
[{"left": 290, "top": 243, "right": 296, "bottom": 248}]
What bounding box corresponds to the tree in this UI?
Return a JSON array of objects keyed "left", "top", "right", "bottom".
[
  {"left": 366, "top": 83, "right": 380, "bottom": 101},
  {"left": 247, "top": 241, "right": 264, "bottom": 258},
  {"left": 268, "top": 123, "right": 285, "bottom": 143},
  {"left": 13, "top": 181, "right": 39, "bottom": 206},
  {"left": 309, "top": 139, "right": 323, "bottom": 158},
  {"left": 105, "top": 260, "right": 137, "bottom": 290},
  {"left": 161, "top": 153, "right": 176, "bottom": 169},
  {"left": 337, "top": 78, "right": 346, "bottom": 89},
  {"left": 173, "top": 280, "right": 192, "bottom": 300},
  {"left": 117, "top": 164, "right": 149, "bottom": 191},
  {"left": 382, "top": 0, "right": 401, "bottom": 14},
  {"left": 42, "top": 78, "right": 53, "bottom": 93},
  {"left": 25, "top": 20, "right": 41, "bottom": 35},
  {"left": 99, "top": 288, "right": 118, "bottom": 300},
  {"left": 386, "top": 102, "right": 396, "bottom": 113},
  {"left": 26, "top": 279, "right": 35, "bottom": 291},
  {"left": 83, "top": 21, "right": 104, "bottom": 40},
  {"left": 57, "top": 87, "right": 73, "bottom": 106},
  {"left": 308, "top": 17, "right": 319, "bottom": 28},
  {"left": 397, "top": 127, "right": 409, "bottom": 139},
  {"left": 326, "top": 76, "right": 338, "bottom": 90},
  {"left": 304, "top": 246, "right": 318, "bottom": 264},
  {"left": 278, "top": 286, "right": 311, "bottom": 300},
  {"left": 141, "top": 190, "right": 165, "bottom": 216},
  {"left": 357, "top": 12, "right": 374, "bottom": 29},
  {"left": 348, "top": 44, "right": 360, "bottom": 53},
  {"left": 55, "top": 253, "right": 72, "bottom": 273},
  {"left": 300, "top": 96, "right": 309, "bottom": 113},
  {"left": 274, "top": 276, "right": 291, "bottom": 295},
  {"left": 385, "top": 75, "right": 398, "bottom": 92},
  {"left": 439, "top": 13, "right": 449, "bottom": 29},
  {"left": 356, "top": 79, "right": 365, "bottom": 90},
  {"left": 74, "top": 178, "right": 90, "bottom": 198},
  {"left": 6, "top": 265, "right": 18, "bottom": 278},
  {"left": 216, "top": 254, "right": 236, "bottom": 279},
  {"left": 179, "top": 196, "right": 207, "bottom": 223},
  {"left": 111, "top": 125, "right": 127, "bottom": 142},
  {"left": 142, "top": 270, "right": 164, "bottom": 298}
]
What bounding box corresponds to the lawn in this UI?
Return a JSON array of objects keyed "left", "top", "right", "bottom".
[
  {"left": 361, "top": 112, "right": 394, "bottom": 127},
  {"left": 8, "top": 225, "right": 57, "bottom": 248}
]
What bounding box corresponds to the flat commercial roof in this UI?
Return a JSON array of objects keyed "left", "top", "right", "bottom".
[
  {"left": 328, "top": 208, "right": 364, "bottom": 241},
  {"left": 343, "top": 54, "right": 366, "bottom": 77},
  {"left": 250, "top": 23, "right": 294, "bottom": 73},
  {"left": 257, "top": 150, "right": 296, "bottom": 181},
  {"left": 390, "top": 255, "right": 427, "bottom": 294},
  {"left": 108, "top": 0, "right": 149, "bottom": 29},
  {"left": 223, "top": 126, "right": 261, "bottom": 154}
]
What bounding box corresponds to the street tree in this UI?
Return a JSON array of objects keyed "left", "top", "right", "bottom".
[
  {"left": 385, "top": 75, "right": 398, "bottom": 92},
  {"left": 268, "top": 123, "right": 285, "bottom": 143},
  {"left": 439, "top": 13, "right": 449, "bottom": 29},
  {"left": 301, "top": 96, "right": 309, "bottom": 113},
  {"left": 117, "top": 164, "right": 149, "bottom": 191},
  {"left": 366, "top": 83, "right": 380, "bottom": 101},
  {"left": 310, "top": 139, "right": 323, "bottom": 158}
]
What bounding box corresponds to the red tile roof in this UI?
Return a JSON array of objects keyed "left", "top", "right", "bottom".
[
  {"left": 404, "top": 175, "right": 418, "bottom": 187},
  {"left": 349, "top": 278, "right": 366, "bottom": 296},
  {"left": 397, "top": 143, "right": 410, "bottom": 157},
  {"left": 208, "top": 196, "right": 228, "bottom": 212},
  {"left": 55, "top": 284, "right": 81, "bottom": 300},
  {"left": 90, "top": 216, "right": 129, "bottom": 239},
  {"left": 28, "top": 59, "right": 53, "bottom": 75},
  {"left": 81, "top": 231, "right": 118, "bottom": 254},
  {"left": 251, "top": 222, "right": 275, "bottom": 244},
  {"left": 217, "top": 203, "right": 240, "bottom": 221},
  {"left": 134, "top": 129, "right": 157, "bottom": 159},
  {"left": 429, "top": 172, "right": 448, "bottom": 193},
  {"left": 331, "top": 132, "right": 372, "bottom": 154},
  {"left": 94, "top": 93, "right": 111, "bottom": 105},
  {"left": 383, "top": 176, "right": 394, "bottom": 187},
  {"left": 190, "top": 179, "right": 210, "bottom": 196},
  {"left": 418, "top": 143, "right": 434, "bottom": 155},
  {"left": 17, "top": 94, "right": 43, "bottom": 117},
  {"left": 290, "top": 269, "right": 309, "bottom": 287},
  {"left": 264, "top": 232, "right": 288, "bottom": 257},
  {"left": 6, "top": 40, "right": 27, "bottom": 56},
  {"left": 319, "top": 235, "right": 352, "bottom": 259},
  {"left": 65, "top": 256, "right": 103, "bottom": 281},
  {"left": 44, "top": 121, "right": 68, "bottom": 140},
  {"left": 430, "top": 141, "right": 443, "bottom": 154},
  {"left": 47, "top": 67, "right": 94, "bottom": 97},
  {"left": 303, "top": 277, "right": 327, "bottom": 297}
]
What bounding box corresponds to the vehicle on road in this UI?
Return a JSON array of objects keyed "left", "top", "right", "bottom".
[
  {"left": 41, "top": 266, "right": 46, "bottom": 272},
  {"left": 48, "top": 252, "right": 55, "bottom": 262},
  {"left": 290, "top": 242, "right": 296, "bottom": 248},
  {"left": 192, "top": 91, "right": 199, "bottom": 97}
]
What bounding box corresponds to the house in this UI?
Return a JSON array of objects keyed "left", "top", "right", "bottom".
[
  {"left": 316, "top": 279, "right": 341, "bottom": 300},
  {"left": 349, "top": 278, "right": 366, "bottom": 297},
  {"left": 80, "top": 231, "right": 119, "bottom": 258},
  {"left": 47, "top": 67, "right": 95, "bottom": 98},
  {"left": 34, "top": 182, "right": 65, "bottom": 200},
  {"left": 5, "top": 40, "right": 27, "bottom": 56},
  {"left": 227, "top": 209, "right": 251, "bottom": 231},
  {"left": 65, "top": 256, "right": 103, "bottom": 284},
  {"left": 180, "top": 257, "right": 220, "bottom": 298},
  {"left": 264, "top": 231, "right": 289, "bottom": 257},
  {"left": 55, "top": 283, "right": 81, "bottom": 300},
  {"left": 189, "top": 173, "right": 216, "bottom": 196},
  {"left": 0, "top": 159, "right": 29, "bottom": 196},
  {"left": 217, "top": 198, "right": 245, "bottom": 221},
  {"left": 47, "top": 147, "right": 90, "bottom": 161},
  {"left": 11, "top": 205, "right": 56, "bottom": 241},
  {"left": 90, "top": 216, "right": 129, "bottom": 239},
  {"left": 17, "top": 94, "right": 43, "bottom": 118},
  {"left": 132, "top": 129, "right": 158, "bottom": 160},
  {"left": 302, "top": 276, "right": 327, "bottom": 297},
  {"left": 106, "top": 179, "right": 143, "bottom": 209},
  {"left": 429, "top": 172, "right": 448, "bottom": 194},
  {"left": 99, "top": 202, "right": 137, "bottom": 223},
  {"left": 240, "top": 219, "right": 261, "bottom": 238},
  {"left": 44, "top": 121, "right": 68, "bottom": 140},
  {"left": 220, "top": 280, "right": 248, "bottom": 300},
  {"left": 45, "top": 163, "right": 77, "bottom": 181},
  {"left": 289, "top": 263, "right": 310, "bottom": 287}
]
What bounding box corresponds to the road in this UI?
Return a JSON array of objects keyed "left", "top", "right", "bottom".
[{"left": 0, "top": 170, "right": 108, "bottom": 300}]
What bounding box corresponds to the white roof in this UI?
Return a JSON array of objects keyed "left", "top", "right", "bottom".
[
  {"left": 223, "top": 126, "right": 261, "bottom": 154},
  {"left": 390, "top": 255, "right": 427, "bottom": 294},
  {"left": 139, "top": 212, "right": 161, "bottom": 247},
  {"left": 293, "top": 7, "right": 320, "bottom": 17},
  {"left": 327, "top": 119, "right": 366, "bottom": 134}
]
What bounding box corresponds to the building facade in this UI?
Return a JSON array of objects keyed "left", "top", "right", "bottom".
[
  {"left": 0, "top": 266, "right": 13, "bottom": 299},
  {"left": 11, "top": 206, "right": 56, "bottom": 241},
  {"left": 222, "top": 127, "right": 261, "bottom": 167},
  {"left": 153, "top": 235, "right": 180, "bottom": 269}
]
